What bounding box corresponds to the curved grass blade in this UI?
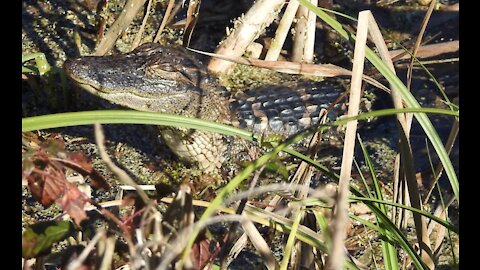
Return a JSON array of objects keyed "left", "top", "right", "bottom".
[
  {"left": 22, "top": 110, "right": 255, "bottom": 141},
  {"left": 349, "top": 197, "right": 457, "bottom": 234},
  {"left": 22, "top": 108, "right": 457, "bottom": 135},
  {"left": 358, "top": 136, "right": 399, "bottom": 270}
]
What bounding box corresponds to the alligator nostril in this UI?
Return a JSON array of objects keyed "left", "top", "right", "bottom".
[
  {"left": 64, "top": 58, "right": 82, "bottom": 71},
  {"left": 63, "top": 59, "right": 73, "bottom": 70},
  {"left": 64, "top": 58, "right": 91, "bottom": 79},
  {"left": 63, "top": 59, "right": 77, "bottom": 78}
]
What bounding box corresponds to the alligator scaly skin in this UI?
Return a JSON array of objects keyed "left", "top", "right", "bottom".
[{"left": 64, "top": 43, "right": 346, "bottom": 172}]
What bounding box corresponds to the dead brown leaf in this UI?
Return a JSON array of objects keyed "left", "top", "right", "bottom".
[{"left": 56, "top": 152, "right": 110, "bottom": 190}]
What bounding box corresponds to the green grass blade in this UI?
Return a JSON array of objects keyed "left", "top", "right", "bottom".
[
  {"left": 22, "top": 53, "right": 47, "bottom": 63},
  {"left": 353, "top": 158, "right": 372, "bottom": 197},
  {"left": 22, "top": 52, "right": 51, "bottom": 75},
  {"left": 22, "top": 107, "right": 457, "bottom": 140},
  {"left": 357, "top": 136, "right": 385, "bottom": 211},
  {"left": 349, "top": 193, "right": 426, "bottom": 269},
  {"left": 358, "top": 136, "right": 399, "bottom": 270},
  {"left": 280, "top": 210, "right": 303, "bottom": 270},
  {"left": 349, "top": 197, "right": 457, "bottom": 233},
  {"left": 21, "top": 110, "right": 255, "bottom": 141},
  {"left": 21, "top": 107, "right": 457, "bottom": 134},
  {"left": 312, "top": 210, "right": 332, "bottom": 249}
]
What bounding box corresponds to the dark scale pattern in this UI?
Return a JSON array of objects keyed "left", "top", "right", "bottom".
[{"left": 230, "top": 81, "right": 346, "bottom": 136}]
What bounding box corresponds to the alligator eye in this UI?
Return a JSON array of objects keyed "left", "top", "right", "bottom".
[{"left": 154, "top": 63, "right": 176, "bottom": 72}]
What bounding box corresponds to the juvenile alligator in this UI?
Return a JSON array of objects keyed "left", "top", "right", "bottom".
[{"left": 64, "top": 43, "right": 347, "bottom": 172}]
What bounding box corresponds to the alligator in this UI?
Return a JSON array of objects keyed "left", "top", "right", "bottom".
[{"left": 64, "top": 43, "right": 347, "bottom": 172}]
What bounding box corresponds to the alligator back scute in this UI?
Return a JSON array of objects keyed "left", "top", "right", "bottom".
[{"left": 230, "top": 81, "right": 346, "bottom": 136}]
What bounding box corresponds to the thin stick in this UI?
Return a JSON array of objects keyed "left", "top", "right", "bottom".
[
  {"left": 153, "top": 0, "right": 175, "bottom": 43},
  {"left": 94, "top": 123, "right": 151, "bottom": 204},
  {"left": 265, "top": 0, "right": 300, "bottom": 61},
  {"left": 303, "top": 0, "right": 318, "bottom": 63},
  {"left": 183, "top": 0, "right": 201, "bottom": 47},
  {"left": 132, "top": 0, "right": 154, "bottom": 48},
  {"left": 66, "top": 229, "right": 106, "bottom": 270},
  {"left": 406, "top": 0, "right": 437, "bottom": 91},
  {"left": 423, "top": 119, "right": 459, "bottom": 204}
]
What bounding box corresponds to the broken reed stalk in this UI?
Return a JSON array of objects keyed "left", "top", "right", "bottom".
[
  {"left": 290, "top": 0, "right": 318, "bottom": 63},
  {"left": 291, "top": 3, "right": 308, "bottom": 62},
  {"left": 208, "top": 0, "right": 286, "bottom": 74},
  {"left": 303, "top": 0, "right": 318, "bottom": 63},
  {"left": 389, "top": 40, "right": 459, "bottom": 61},
  {"left": 326, "top": 10, "right": 367, "bottom": 270}
]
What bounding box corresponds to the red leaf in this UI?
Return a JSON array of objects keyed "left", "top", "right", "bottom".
[
  {"left": 27, "top": 165, "right": 66, "bottom": 207},
  {"left": 25, "top": 151, "right": 90, "bottom": 225},
  {"left": 58, "top": 181, "right": 89, "bottom": 226},
  {"left": 190, "top": 234, "right": 220, "bottom": 269}
]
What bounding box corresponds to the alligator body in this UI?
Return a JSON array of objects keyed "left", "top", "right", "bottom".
[{"left": 64, "top": 43, "right": 346, "bottom": 172}]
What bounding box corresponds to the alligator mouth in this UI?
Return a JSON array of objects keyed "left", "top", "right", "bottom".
[{"left": 73, "top": 82, "right": 193, "bottom": 113}]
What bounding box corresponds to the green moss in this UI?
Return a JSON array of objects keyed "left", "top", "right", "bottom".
[{"left": 219, "top": 64, "right": 297, "bottom": 91}]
